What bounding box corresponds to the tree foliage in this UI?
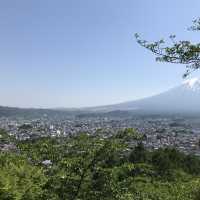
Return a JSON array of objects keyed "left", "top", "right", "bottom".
[
  {"left": 1, "top": 130, "right": 200, "bottom": 199},
  {"left": 135, "top": 18, "right": 200, "bottom": 77}
]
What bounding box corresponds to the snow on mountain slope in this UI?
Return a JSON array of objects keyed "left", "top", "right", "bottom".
[
  {"left": 89, "top": 78, "right": 200, "bottom": 113},
  {"left": 183, "top": 78, "right": 200, "bottom": 91}
]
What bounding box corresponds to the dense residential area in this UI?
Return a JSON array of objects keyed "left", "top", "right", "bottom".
[
  {"left": 1, "top": 113, "right": 200, "bottom": 199},
  {"left": 1, "top": 116, "right": 200, "bottom": 199},
  {"left": 1, "top": 115, "right": 200, "bottom": 155}
]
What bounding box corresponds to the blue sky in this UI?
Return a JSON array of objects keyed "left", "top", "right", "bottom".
[{"left": 1, "top": 0, "right": 200, "bottom": 108}]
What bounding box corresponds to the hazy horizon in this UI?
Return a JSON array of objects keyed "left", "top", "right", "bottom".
[
  {"left": 2, "top": 0, "right": 200, "bottom": 108},
  {"left": 0, "top": 77, "right": 199, "bottom": 109}
]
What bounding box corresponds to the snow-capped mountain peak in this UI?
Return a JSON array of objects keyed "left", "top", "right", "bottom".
[
  {"left": 182, "top": 77, "right": 200, "bottom": 91},
  {"left": 90, "top": 77, "right": 200, "bottom": 113}
]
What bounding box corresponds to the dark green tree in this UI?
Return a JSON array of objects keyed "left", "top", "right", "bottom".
[{"left": 129, "top": 142, "right": 148, "bottom": 163}]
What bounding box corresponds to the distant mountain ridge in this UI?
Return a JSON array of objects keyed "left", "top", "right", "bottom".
[
  {"left": 86, "top": 77, "right": 200, "bottom": 114},
  {"left": 0, "top": 106, "right": 83, "bottom": 118},
  {"left": 1, "top": 78, "right": 200, "bottom": 117}
]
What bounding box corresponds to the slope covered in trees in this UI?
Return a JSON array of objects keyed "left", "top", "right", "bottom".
[{"left": 1, "top": 129, "right": 200, "bottom": 199}]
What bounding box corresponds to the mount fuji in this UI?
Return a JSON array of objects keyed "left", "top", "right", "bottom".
[{"left": 89, "top": 78, "right": 200, "bottom": 114}]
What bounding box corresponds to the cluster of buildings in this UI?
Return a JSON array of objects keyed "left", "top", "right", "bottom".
[{"left": 0, "top": 115, "right": 200, "bottom": 155}]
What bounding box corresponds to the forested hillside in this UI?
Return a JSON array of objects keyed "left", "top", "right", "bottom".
[{"left": 1, "top": 129, "right": 200, "bottom": 200}]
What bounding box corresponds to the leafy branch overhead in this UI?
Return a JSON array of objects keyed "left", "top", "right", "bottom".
[{"left": 135, "top": 18, "right": 200, "bottom": 78}]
